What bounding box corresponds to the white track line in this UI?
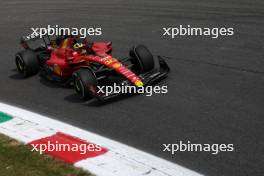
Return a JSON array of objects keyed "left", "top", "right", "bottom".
[{"left": 0, "top": 102, "right": 203, "bottom": 176}]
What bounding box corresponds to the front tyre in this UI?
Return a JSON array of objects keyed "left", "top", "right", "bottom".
[
  {"left": 72, "top": 68, "right": 98, "bottom": 99},
  {"left": 130, "top": 45, "right": 155, "bottom": 73},
  {"left": 15, "top": 50, "right": 39, "bottom": 77}
]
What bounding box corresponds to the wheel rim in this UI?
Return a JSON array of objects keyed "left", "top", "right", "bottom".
[
  {"left": 74, "top": 76, "right": 85, "bottom": 97},
  {"left": 74, "top": 78, "right": 82, "bottom": 92},
  {"left": 16, "top": 55, "right": 24, "bottom": 73}
]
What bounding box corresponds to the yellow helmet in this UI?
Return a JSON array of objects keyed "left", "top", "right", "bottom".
[{"left": 73, "top": 43, "right": 84, "bottom": 50}]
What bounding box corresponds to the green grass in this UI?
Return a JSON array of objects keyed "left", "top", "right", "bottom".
[{"left": 0, "top": 134, "right": 93, "bottom": 176}]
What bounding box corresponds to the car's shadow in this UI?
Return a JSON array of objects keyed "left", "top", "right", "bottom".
[
  {"left": 64, "top": 94, "right": 92, "bottom": 103},
  {"left": 39, "top": 76, "right": 72, "bottom": 89},
  {"left": 9, "top": 69, "right": 25, "bottom": 80},
  {"left": 64, "top": 93, "right": 138, "bottom": 107},
  {"left": 10, "top": 68, "right": 141, "bottom": 107}
]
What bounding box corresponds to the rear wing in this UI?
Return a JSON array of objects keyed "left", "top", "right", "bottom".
[
  {"left": 20, "top": 32, "right": 51, "bottom": 49},
  {"left": 21, "top": 31, "right": 41, "bottom": 42}
]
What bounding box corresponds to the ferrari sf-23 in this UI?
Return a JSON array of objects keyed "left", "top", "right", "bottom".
[{"left": 15, "top": 34, "right": 169, "bottom": 100}]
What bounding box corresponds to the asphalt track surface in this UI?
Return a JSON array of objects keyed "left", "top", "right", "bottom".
[{"left": 0, "top": 0, "right": 264, "bottom": 175}]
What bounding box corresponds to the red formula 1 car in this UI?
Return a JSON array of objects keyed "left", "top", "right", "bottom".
[{"left": 15, "top": 34, "right": 169, "bottom": 100}]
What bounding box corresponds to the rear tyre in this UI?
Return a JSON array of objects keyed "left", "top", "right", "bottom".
[
  {"left": 15, "top": 50, "right": 39, "bottom": 77},
  {"left": 72, "top": 68, "right": 98, "bottom": 99},
  {"left": 130, "top": 45, "right": 155, "bottom": 73}
]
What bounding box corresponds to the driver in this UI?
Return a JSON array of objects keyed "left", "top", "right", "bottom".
[
  {"left": 73, "top": 38, "right": 94, "bottom": 55},
  {"left": 73, "top": 42, "right": 87, "bottom": 55}
]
